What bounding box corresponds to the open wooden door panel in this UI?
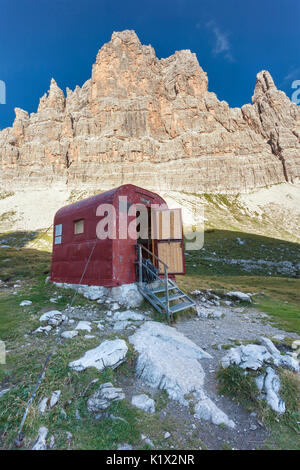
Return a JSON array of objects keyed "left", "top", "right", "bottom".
[
  {"left": 157, "top": 241, "right": 184, "bottom": 274},
  {"left": 151, "top": 208, "right": 185, "bottom": 274}
]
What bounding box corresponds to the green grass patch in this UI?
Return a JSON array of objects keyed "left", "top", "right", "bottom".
[
  {"left": 154, "top": 390, "right": 169, "bottom": 412},
  {"left": 217, "top": 365, "right": 300, "bottom": 450},
  {"left": 0, "top": 246, "right": 51, "bottom": 281},
  {"left": 178, "top": 229, "right": 300, "bottom": 334},
  {"left": 217, "top": 366, "right": 260, "bottom": 412},
  {"left": 255, "top": 296, "right": 300, "bottom": 335}
]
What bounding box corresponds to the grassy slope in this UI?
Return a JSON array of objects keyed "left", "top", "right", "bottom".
[
  {"left": 0, "top": 220, "right": 299, "bottom": 449},
  {"left": 181, "top": 192, "right": 300, "bottom": 243},
  {"left": 0, "top": 244, "right": 202, "bottom": 450},
  {"left": 178, "top": 229, "right": 300, "bottom": 334}
]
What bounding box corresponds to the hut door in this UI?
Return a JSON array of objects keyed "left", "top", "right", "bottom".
[{"left": 151, "top": 208, "right": 184, "bottom": 274}]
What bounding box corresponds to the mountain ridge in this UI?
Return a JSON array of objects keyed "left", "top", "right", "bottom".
[{"left": 0, "top": 30, "right": 299, "bottom": 193}]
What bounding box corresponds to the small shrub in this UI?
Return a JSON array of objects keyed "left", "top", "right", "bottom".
[{"left": 0, "top": 191, "right": 14, "bottom": 200}]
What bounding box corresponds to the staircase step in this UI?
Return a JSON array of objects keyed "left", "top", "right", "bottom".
[
  {"left": 151, "top": 285, "right": 177, "bottom": 294},
  {"left": 169, "top": 301, "right": 195, "bottom": 314},
  {"left": 138, "top": 288, "right": 164, "bottom": 314},
  {"left": 160, "top": 293, "right": 186, "bottom": 303}
]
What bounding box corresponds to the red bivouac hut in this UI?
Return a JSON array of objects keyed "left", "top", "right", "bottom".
[{"left": 50, "top": 184, "right": 186, "bottom": 288}]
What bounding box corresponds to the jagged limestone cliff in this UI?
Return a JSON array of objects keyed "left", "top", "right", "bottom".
[{"left": 0, "top": 30, "right": 299, "bottom": 193}]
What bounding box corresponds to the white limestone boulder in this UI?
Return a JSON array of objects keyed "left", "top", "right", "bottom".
[
  {"left": 20, "top": 300, "right": 32, "bottom": 307},
  {"left": 50, "top": 390, "right": 61, "bottom": 408},
  {"left": 54, "top": 281, "right": 143, "bottom": 307},
  {"left": 256, "top": 367, "right": 285, "bottom": 414},
  {"left": 291, "top": 340, "right": 300, "bottom": 362},
  {"left": 55, "top": 283, "right": 108, "bottom": 301},
  {"left": 39, "top": 310, "right": 67, "bottom": 326},
  {"left": 33, "top": 325, "right": 53, "bottom": 335},
  {"left": 194, "top": 398, "right": 235, "bottom": 428},
  {"left": 38, "top": 397, "right": 49, "bottom": 415},
  {"left": 196, "top": 306, "right": 224, "bottom": 319},
  {"left": 259, "top": 336, "right": 280, "bottom": 356},
  {"left": 221, "top": 337, "right": 299, "bottom": 414},
  {"left": 129, "top": 322, "right": 212, "bottom": 404},
  {"left": 131, "top": 394, "right": 155, "bottom": 413},
  {"left": 129, "top": 321, "right": 235, "bottom": 428},
  {"left": 77, "top": 285, "right": 108, "bottom": 301},
  {"left": 221, "top": 344, "right": 272, "bottom": 370},
  {"left": 273, "top": 354, "right": 299, "bottom": 372},
  {"left": 227, "top": 291, "right": 252, "bottom": 302},
  {"left": 32, "top": 427, "right": 48, "bottom": 450},
  {"left": 69, "top": 339, "right": 128, "bottom": 372},
  {"left": 221, "top": 339, "right": 299, "bottom": 372},
  {"left": 118, "top": 443, "right": 133, "bottom": 450},
  {"left": 113, "top": 320, "right": 132, "bottom": 331},
  {"left": 61, "top": 330, "right": 78, "bottom": 339},
  {"left": 113, "top": 310, "right": 145, "bottom": 322},
  {"left": 110, "top": 283, "right": 144, "bottom": 308},
  {"left": 75, "top": 321, "right": 92, "bottom": 332},
  {"left": 87, "top": 382, "right": 125, "bottom": 412},
  {"left": 111, "top": 303, "right": 120, "bottom": 311}
]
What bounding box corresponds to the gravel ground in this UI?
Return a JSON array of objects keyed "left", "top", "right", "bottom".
[
  {"left": 66, "top": 300, "right": 299, "bottom": 449},
  {"left": 173, "top": 303, "right": 300, "bottom": 449},
  {"left": 177, "top": 304, "right": 300, "bottom": 349},
  {"left": 108, "top": 300, "right": 299, "bottom": 450},
  {"left": 20, "top": 299, "right": 299, "bottom": 450}
]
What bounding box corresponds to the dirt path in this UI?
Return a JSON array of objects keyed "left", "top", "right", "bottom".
[
  {"left": 110, "top": 301, "right": 299, "bottom": 450},
  {"left": 173, "top": 304, "right": 299, "bottom": 449},
  {"left": 66, "top": 300, "right": 299, "bottom": 450}
]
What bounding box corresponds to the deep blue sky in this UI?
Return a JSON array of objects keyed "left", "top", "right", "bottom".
[{"left": 0, "top": 0, "right": 299, "bottom": 129}]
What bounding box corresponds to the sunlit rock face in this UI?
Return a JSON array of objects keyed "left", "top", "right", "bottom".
[{"left": 0, "top": 30, "right": 299, "bottom": 193}]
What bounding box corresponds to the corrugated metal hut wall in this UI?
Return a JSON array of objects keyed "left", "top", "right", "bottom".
[
  {"left": 50, "top": 185, "right": 168, "bottom": 287},
  {"left": 51, "top": 189, "right": 116, "bottom": 286},
  {"left": 111, "top": 185, "right": 167, "bottom": 286}
]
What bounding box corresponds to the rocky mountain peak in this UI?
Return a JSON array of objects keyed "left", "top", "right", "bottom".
[
  {"left": 38, "top": 78, "right": 66, "bottom": 113},
  {"left": 111, "top": 29, "right": 142, "bottom": 46},
  {"left": 14, "top": 107, "right": 29, "bottom": 121},
  {"left": 253, "top": 70, "right": 277, "bottom": 102},
  {"left": 0, "top": 30, "right": 299, "bottom": 193}
]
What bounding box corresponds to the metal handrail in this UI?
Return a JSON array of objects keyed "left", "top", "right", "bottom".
[
  {"left": 136, "top": 243, "right": 170, "bottom": 320},
  {"left": 137, "top": 259, "right": 163, "bottom": 283},
  {"left": 138, "top": 243, "right": 169, "bottom": 269}
]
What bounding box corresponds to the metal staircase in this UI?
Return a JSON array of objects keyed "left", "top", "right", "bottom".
[{"left": 135, "top": 244, "right": 196, "bottom": 321}]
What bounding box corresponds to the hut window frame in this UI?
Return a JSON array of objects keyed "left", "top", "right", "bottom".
[
  {"left": 54, "top": 224, "right": 62, "bottom": 245},
  {"left": 74, "top": 219, "right": 85, "bottom": 235}
]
